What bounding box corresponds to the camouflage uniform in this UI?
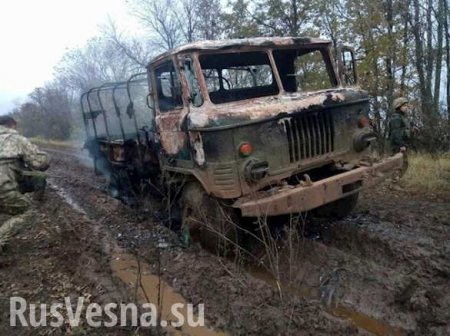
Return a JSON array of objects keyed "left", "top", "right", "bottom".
[
  {"left": 0, "top": 125, "right": 49, "bottom": 247},
  {"left": 0, "top": 125, "right": 49, "bottom": 214},
  {"left": 388, "top": 112, "right": 411, "bottom": 154},
  {"left": 388, "top": 98, "right": 411, "bottom": 155}
]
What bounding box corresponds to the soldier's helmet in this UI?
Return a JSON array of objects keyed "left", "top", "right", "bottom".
[{"left": 393, "top": 97, "right": 409, "bottom": 110}]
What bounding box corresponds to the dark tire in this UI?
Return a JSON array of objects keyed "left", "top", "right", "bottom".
[
  {"left": 312, "top": 193, "right": 359, "bottom": 219},
  {"left": 181, "top": 182, "right": 242, "bottom": 255}
]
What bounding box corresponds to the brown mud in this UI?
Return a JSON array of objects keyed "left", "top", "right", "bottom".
[{"left": 1, "top": 145, "right": 449, "bottom": 335}]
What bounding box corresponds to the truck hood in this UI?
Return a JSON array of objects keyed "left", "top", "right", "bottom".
[{"left": 188, "top": 88, "right": 369, "bottom": 130}]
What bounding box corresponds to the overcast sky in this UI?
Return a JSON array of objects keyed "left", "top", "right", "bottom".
[{"left": 0, "top": 0, "right": 139, "bottom": 114}]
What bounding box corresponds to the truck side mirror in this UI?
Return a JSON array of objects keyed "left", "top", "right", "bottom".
[{"left": 337, "top": 46, "right": 358, "bottom": 86}]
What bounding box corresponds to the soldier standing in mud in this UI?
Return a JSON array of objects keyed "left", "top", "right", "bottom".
[
  {"left": 0, "top": 116, "right": 50, "bottom": 249},
  {"left": 388, "top": 97, "right": 412, "bottom": 154},
  {"left": 388, "top": 97, "right": 413, "bottom": 177}
]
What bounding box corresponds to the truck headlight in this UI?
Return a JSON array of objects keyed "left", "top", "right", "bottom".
[
  {"left": 244, "top": 159, "right": 269, "bottom": 183},
  {"left": 353, "top": 132, "right": 376, "bottom": 152}
]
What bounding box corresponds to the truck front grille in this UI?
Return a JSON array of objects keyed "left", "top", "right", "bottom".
[{"left": 283, "top": 111, "right": 334, "bottom": 163}]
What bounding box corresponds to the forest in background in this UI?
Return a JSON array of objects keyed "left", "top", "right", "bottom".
[{"left": 8, "top": 0, "right": 450, "bottom": 152}]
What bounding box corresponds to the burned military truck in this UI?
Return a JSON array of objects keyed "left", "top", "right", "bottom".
[{"left": 81, "top": 37, "right": 403, "bottom": 248}]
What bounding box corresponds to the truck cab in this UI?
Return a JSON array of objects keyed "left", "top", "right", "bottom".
[{"left": 81, "top": 37, "right": 403, "bottom": 251}]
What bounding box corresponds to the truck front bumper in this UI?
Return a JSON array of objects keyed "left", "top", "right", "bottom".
[{"left": 233, "top": 153, "right": 404, "bottom": 217}]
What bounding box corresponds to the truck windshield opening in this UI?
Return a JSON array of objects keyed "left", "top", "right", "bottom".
[
  {"left": 273, "top": 48, "right": 335, "bottom": 93},
  {"left": 199, "top": 51, "right": 279, "bottom": 104}
]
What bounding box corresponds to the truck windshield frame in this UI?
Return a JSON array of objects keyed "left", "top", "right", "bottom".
[
  {"left": 272, "top": 47, "right": 339, "bottom": 93},
  {"left": 198, "top": 51, "right": 279, "bottom": 104},
  {"left": 197, "top": 47, "right": 338, "bottom": 105}
]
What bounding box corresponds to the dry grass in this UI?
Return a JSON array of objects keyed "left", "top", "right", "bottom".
[{"left": 400, "top": 152, "right": 450, "bottom": 193}]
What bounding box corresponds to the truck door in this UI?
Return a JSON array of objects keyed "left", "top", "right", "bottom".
[{"left": 153, "top": 57, "right": 193, "bottom": 168}]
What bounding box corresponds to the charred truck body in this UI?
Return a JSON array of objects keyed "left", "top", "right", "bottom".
[{"left": 81, "top": 37, "right": 404, "bottom": 249}]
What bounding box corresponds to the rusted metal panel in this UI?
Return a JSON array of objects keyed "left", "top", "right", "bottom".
[
  {"left": 189, "top": 131, "right": 205, "bottom": 166},
  {"left": 187, "top": 89, "right": 355, "bottom": 130},
  {"left": 234, "top": 153, "right": 404, "bottom": 217},
  {"left": 192, "top": 89, "right": 371, "bottom": 199},
  {"left": 149, "top": 37, "right": 332, "bottom": 66},
  {"left": 153, "top": 55, "right": 191, "bottom": 157}
]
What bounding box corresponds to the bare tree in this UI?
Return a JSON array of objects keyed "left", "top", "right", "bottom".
[
  {"left": 129, "top": 0, "right": 183, "bottom": 50},
  {"left": 12, "top": 85, "right": 73, "bottom": 140},
  {"left": 102, "top": 19, "right": 154, "bottom": 68},
  {"left": 179, "top": 0, "right": 200, "bottom": 42},
  {"left": 55, "top": 37, "right": 138, "bottom": 94}
]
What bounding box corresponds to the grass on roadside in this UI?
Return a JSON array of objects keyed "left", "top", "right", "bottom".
[{"left": 400, "top": 152, "right": 450, "bottom": 193}]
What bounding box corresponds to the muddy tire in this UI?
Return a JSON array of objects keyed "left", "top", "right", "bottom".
[
  {"left": 312, "top": 193, "right": 359, "bottom": 219},
  {"left": 181, "top": 182, "right": 242, "bottom": 255}
]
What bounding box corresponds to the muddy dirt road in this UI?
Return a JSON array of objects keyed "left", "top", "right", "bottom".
[{"left": 1, "top": 145, "right": 449, "bottom": 335}]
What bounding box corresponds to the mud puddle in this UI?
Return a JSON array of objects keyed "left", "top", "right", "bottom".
[
  {"left": 246, "top": 260, "right": 404, "bottom": 336},
  {"left": 51, "top": 182, "right": 226, "bottom": 336},
  {"left": 330, "top": 306, "right": 404, "bottom": 336},
  {"left": 111, "top": 249, "right": 227, "bottom": 336},
  {"left": 53, "top": 179, "right": 402, "bottom": 335}
]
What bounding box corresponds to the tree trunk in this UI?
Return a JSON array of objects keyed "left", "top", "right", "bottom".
[
  {"left": 384, "top": 0, "right": 395, "bottom": 112},
  {"left": 412, "top": 0, "right": 433, "bottom": 122},
  {"left": 444, "top": 0, "right": 450, "bottom": 126},
  {"left": 400, "top": 2, "right": 409, "bottom": 94},
  {"left": 290, "top": 0, "right": 299, "bottom": 36},
  {"left": 425, "top": 0, "right": 434, "bottom": 98},
  {"left": 434, "top": 0, "right": 444, "bottom": 112}
]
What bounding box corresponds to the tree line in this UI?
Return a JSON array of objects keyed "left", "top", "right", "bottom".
[{"left": 9, "top": 0, "right": 450, "bottom": 152}]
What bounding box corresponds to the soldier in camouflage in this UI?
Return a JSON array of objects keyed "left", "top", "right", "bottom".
[
  {"left": 388, "top": 97, "right": 411, "bottom": 154},
  {"left": 0, "top": 116, "right": 49, "bottom": 248}
]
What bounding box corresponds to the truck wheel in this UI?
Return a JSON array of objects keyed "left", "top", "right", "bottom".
[
  {"left": 181, "top": 182, "right": 242, "bottom": 255},
  {"left": 312, "top": 193, "right": 359, "bottom": 219}
]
